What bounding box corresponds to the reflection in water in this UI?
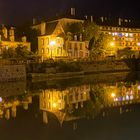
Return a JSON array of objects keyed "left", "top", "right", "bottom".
[
  {"left": 40, "top": 85, "right": 90, "bottom": 124},
  {"left": 1, "top": 72, "right": 140, "bottom": 139},
  {"left": 0, "top": 81, "right": 32, "bottom": 120},
  {"left": 1, "top": 73, "right": 140, "bottom": 123}
]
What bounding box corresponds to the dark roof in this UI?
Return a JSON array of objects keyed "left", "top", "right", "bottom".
[
  {"left": 46, "top": 21, "right": 58, "bottom": 35},
  {"left": 38, "top": 21, "right": 58, "bottom": 36}
]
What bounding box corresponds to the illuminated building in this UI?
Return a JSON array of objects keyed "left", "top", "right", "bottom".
[
  {"left": 98, "top": 17, "right": 140, "bottom": 56},
  {"left": 0, "top": 25, "right": 31, "bottom": 55},
  {"left": 32, "top": 18, "right": 89, "bottom": 60}
]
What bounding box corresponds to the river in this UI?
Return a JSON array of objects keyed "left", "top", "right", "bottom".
[{"left": 0, "top": 72, "right": 140, "bottom": 140}]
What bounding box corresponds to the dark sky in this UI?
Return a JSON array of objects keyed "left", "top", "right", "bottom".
[{"left": 0, "top": 0, "right": 140, "bottom": 25}]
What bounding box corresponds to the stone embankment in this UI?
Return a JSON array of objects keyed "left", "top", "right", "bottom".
[
  {"left": 0, "top": 65, "right": 26, "bottom": 82},
  {"left": 82, "top": 61, "right": 129, "bottom": 74},
  {"left": 30, "top": 60, "right": 130, "bottom": 82}
]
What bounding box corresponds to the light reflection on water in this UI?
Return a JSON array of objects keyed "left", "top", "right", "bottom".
[{"left": 1, "top": 72, "right": 140, "bottom": 140}]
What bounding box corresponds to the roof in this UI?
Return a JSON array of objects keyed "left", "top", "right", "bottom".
[{"left": 45, "top": 21, "right": 58, "bottom": 35}]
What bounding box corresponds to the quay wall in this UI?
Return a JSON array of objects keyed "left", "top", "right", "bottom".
[{"left": 0, "top": 65, "right": 26, "bottom": 82}]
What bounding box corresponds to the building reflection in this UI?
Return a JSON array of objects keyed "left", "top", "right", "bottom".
[
  {"left": 39, "top": 82, "right": 140, "bottom": 125},
  {"left": 0, "top": 95, "right": 32, "bottom": 120},
  {"left": 0, "top": 81, "right": 32, "bottom": 120},
  {"left": 39, "top": 85, "right": 90, "bottom": 124},
  {"left": 1, "top": 80, "right": 140, "bottom": 125}
]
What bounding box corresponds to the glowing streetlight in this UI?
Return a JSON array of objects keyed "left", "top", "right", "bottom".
[
  {"left": 111, "top": 92, "right": 116, "bottom": 98},
  {"left": 138, "top": 85, "right": 140, "bottom": 90},
  {"left": 110, "top": 42, "right": 115, "bottom": 47},
  {"left": 50, "top": 40, "right": 56, "bottom": 47},
  {"left": 53, "top": 102, "right": 57, "bottom": 108},
  {"left": 49, "top": 40, "right": 56, "bottom": 58}
]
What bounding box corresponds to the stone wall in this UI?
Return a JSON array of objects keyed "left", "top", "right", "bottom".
[
  {"left": 82, "top": 61, "right": 130, "bottom": 74},
  {"left": 0, "top": 65, "right": 26, "bottom": 82}
]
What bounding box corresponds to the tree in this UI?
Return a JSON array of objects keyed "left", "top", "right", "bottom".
[
  {"left": 16, "top": 23, "right": 39, "bottom": 53},
  {"left": 83, "top": 20, "right": 111, "bottom": 60},
  {"left": 63, "top": 22, "right": 84, "bottom": 41},
  {"left": 1, "top": 45, "right": 32, "bottom": 59},
  {"left": 15, "top": 45, "right": 32, "bottom": 58},
  {"left": 2, "top": 47, "right": 16, "bottom": 58}
]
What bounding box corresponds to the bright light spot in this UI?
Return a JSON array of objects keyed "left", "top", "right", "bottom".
[
  {"left": 125, "top": 33, "right": 128, "bottom": 37},
  {"left": 110, "top": 42, "right": 115, "bottom": 46},
  {"left": 50, "top": 40, "right": 56, "bottom": 47},
  {"left": 126, "top": 95, "right": 129, "bottom": 100},
  {"left": 130, "top": 95, "right": 134, "bottom": 100},
  {"left": 0, "top": 97, "right": 2, "bottom": 102},
  {"left": 113, "top": 37, "right": 115, "bottom": 41},
  {"left": 138, "top": 85, "right": 140, "bottom": 90},
  {"left": 53, "top": 102, "right": 57, "bottom": 108},
  {"left": 137, "top": 43, "right": 140, "bottom": 46},
  {"left": 111, "top": 92, "right": 116, "bottom": 98},
  {"left": 114, "top": 32, "right": 118, "bottom": 36},
  {"left": 129, "top": 33, "right": 133, "bottom": 37}
]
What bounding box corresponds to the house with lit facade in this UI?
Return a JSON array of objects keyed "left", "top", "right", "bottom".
[
  {"left": 0, "top": 25, "right": 31, "bottom": 55},
  {"left": 32, "top": 18, "right": 89, "bottom": 60}
]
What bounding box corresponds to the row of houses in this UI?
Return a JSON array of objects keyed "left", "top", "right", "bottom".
[
  {"left": 32, "top": 16, "right": 140, "bottom": 60},
  {"left": 1, "top": 14, "right": 140, "bottom": 60}
]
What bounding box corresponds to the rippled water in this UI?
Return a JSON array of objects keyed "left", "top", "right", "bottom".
[{"left": 0, "top": 72, "right": 140, "bottom": 140}]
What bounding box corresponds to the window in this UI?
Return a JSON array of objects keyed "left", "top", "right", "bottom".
[
  {"left": 46, "top": 38, "right": 49, "bottom": 45},
  {"left": 41, "top": 39, "right": 45, "bottom": 46},
  {"left": 42, "top": 48, "right": 44, "bottom": 54}
]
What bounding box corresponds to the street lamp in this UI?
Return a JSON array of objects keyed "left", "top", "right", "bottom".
[
  {"left": 110, "top": 42, "right": 115, "bottom": 47},
  {"left": 50, "top": 40, "right": 56, "bottom": 58}
]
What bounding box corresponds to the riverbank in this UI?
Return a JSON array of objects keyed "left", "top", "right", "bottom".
[
  {"left": 28, "top": 59, "right": 131, "bottom": 82},
  {"left": 29, "top": 69, "right": 130, "bottom": 83}
]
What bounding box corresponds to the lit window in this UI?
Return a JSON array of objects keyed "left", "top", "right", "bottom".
[
  {"left": 125, "top": 33, "right": 128, "bottom": 37},
  {"left": 129, "top": 33, "right": 133, "bottom": 37}
]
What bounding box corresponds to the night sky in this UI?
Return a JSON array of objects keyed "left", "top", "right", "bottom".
[{"left": 0, "top": 0, "right": 140, "bottom": 25}]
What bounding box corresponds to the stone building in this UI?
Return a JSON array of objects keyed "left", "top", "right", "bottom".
[
  {"left": 0, "top": 25, "right": 31, "bottom": 55},
  {"left": 32, "top": 18, "right": 89, "bottom": 60}
]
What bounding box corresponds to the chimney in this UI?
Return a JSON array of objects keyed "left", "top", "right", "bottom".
[
  {"left": 85, "top": 15, "right": 88, "bottom": 20},
  {"left": 2, "top": 25, "right": 8, "bottom": 39},
  {"left": 71, "top": 8, "right": 76, "bottom": 16},
  {"left": 33, "top": 18, "right": 36, "bottom": 25},
  {"left": 22, "top": 36, "right": 27, "bottom": 42},
  {"left": 9, "top": 27, "right": 15, "bottom": 41},
  {"left": 41, "top": 21, "right": 46, "bottom": 35},
  {"left": 118, "top": 18, "right": 122, "bottom": 26},
  {"left": 91, "top": 16, "right": 93, "bottom": 22},
  {"left": 100, "top": 17, "right": 104, "bottom": 22}
]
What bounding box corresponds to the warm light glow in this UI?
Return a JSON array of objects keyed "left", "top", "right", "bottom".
[
  {"left": 137, "top": 43, "right": 140, "bottom": 46},
  {"left": 111, "top": 92, "right": 116, "bottom": 98},
  {"left": 50, "top": 40, "right": 56, "bottom": 47},
  {"left": 53, "top": 102, "right": 57, "bottom": 108},
  {"left": 138, "top": 85, "right": 140, "bottom": 90},
  {"left": 110, "top": 42, "right": 115, "bottom": 47},
  {"left": 0, "top": 97, "right": 2, "bottom": 102}
]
